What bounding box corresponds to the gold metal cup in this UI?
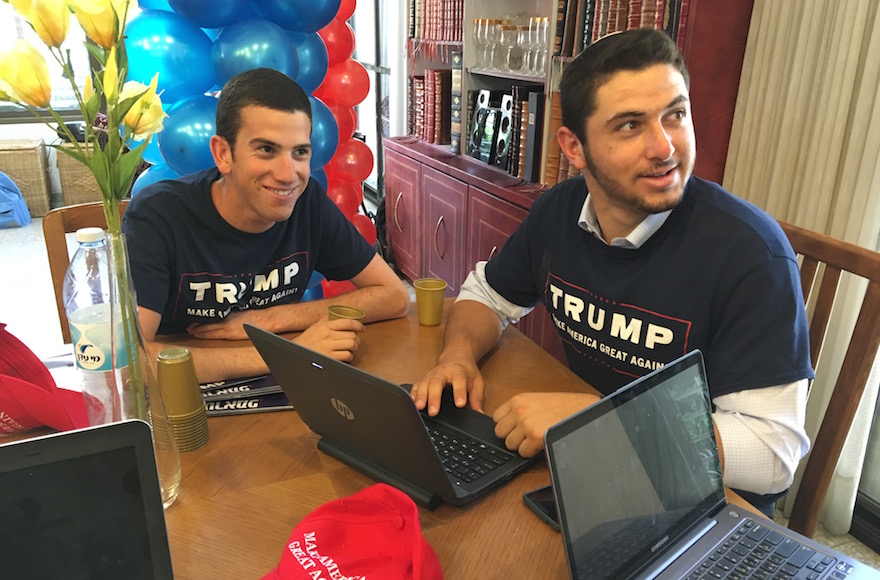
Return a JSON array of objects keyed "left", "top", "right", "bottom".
[
  {"left": 328, "top": 305, "right": 366, "bottom": 321},
  {"left": 157, "top": 347, "right": 209, "bottom": 452},
  {"left": 413, "top": 278, "right": 447, "bottom": 326}
]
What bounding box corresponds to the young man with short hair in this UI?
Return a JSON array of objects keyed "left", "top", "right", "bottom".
[
  {"left": 124, "top": 68, "right": 409, "bottom": 382},
  {"left": 412, "top": 30, "right": 813, "bottom": 515}
]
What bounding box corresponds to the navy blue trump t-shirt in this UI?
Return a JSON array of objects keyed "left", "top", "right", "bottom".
[
  {"left": 123, "top": 168, "right": 375, "bottom": 335},
  {"left": 485, "top": 176, "right": 814, "bottom": 398}
]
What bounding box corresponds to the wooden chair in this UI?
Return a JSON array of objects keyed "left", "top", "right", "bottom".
[
  {"left": 43, "top": 201, "right": 129, "bottom": 344},
  {"left": 778, "top": 221, "right": 880, "bottom": 538}
]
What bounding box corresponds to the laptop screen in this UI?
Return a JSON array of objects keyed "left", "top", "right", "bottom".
[
  {"left": 546, "top": 351, "right": 725, "bottom": 579},
  {"left": 0, "top": 421, "right": 173, "bottom": 580}
]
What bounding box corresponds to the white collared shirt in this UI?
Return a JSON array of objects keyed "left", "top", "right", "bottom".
[{"left": 457, "top": 194, "right": 809, "bottom": 495}]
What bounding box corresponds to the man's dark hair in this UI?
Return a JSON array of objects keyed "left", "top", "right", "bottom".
[
  {"left": 215, "top": 68, "right": 312, "bottom": 146},
  {"left": 560, "top": 29, "right": 689, "bottom": 144}
]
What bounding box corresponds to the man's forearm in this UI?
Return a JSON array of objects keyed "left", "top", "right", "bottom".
[
  {"left": 241, "top": 283, "right": 409, "bottom": 334},
  {"left": 438, "top": 299, "right": 504, "bottom": 365},
  {"left": 145, "top": 339, "right": 268, "bottom": 384}
]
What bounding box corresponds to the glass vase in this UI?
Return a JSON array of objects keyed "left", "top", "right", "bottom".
[{"left": 106, "top": 231, "right": 182, "bottom": 508}]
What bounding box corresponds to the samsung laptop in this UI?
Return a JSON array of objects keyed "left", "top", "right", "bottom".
[
  {"left": 0, "top": 420, "right": 173, "bottom": 580},
  {"left": 245, "top": 324, "right": 537, "bottom": 508},
  {"left": 544, "top": 350, "right": 879, "bottom": 579}
]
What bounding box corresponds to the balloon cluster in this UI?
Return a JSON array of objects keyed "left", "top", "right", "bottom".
[{"left": 128, "top": 0, "right": 378, "bottom": 256}]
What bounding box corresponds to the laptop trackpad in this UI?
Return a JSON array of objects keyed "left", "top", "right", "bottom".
[{"left": 400, "top": 383, "right": 501, "bottom": 442}]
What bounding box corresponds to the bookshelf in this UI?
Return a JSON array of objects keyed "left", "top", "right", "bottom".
[{"left": 390, "top": 0, "right": 756, "bottom": 359}]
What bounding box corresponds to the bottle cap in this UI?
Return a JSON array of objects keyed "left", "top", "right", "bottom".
[{"left": 75, "top": 227, "right": 105, "bottom": 243}]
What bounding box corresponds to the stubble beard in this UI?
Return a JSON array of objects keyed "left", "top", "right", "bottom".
[{"left": 583, "top": 148, "right": 693, "bottom": 215}]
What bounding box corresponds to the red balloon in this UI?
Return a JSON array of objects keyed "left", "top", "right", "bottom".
[
  {"left": 325, "top": 99, "right": 355, "bottom": 141},
  {"left": 318, "top": 19, "right": 355, "bottom": 66},
  {"left": 326, "top": 180, "right": 363, "bottom": 216},
  {"left": 325, "top": 138, "right": 374, "bottom": 183},
  {"left": 321, "top": 278, "right": 356, "bottom": 298},
  {"left": 336, "top": 0, "right": 356, "bottom": 20},
  {"left": 349, "top": 212, "right": 377, "bottom": 246},
  {"left": 320, "top": 59, "right": 369, "bottom": 107},
  {"left": 348, "top": 106, "right": 358, "bottom": 134}
]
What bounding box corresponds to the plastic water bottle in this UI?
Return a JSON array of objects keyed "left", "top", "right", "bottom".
[{"left": 62, "top": 227, "right": 128, "bottom": 424}]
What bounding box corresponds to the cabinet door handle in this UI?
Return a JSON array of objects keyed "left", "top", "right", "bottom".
[
  {"left": 393, "top": 192, "right": 404, "bottom": 232},
  {"left": 434, "top": 216, "right": 445, "bottom": 260},
  {"left": 488, "top": 245, "right": 498, "bottom": 261}
]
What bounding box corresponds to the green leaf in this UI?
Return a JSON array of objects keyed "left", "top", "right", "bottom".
[
  {"left": 88, "top": 146, "right": 113, "bottom": 199},
  {"left": 84, "top": 91, "right": 100, "bottom": 126},
  {"left": 85, "top": 41, "right": 106, "bottom": 67},
  {"left": 113, "top": 89, "right": 149, "bottom": 122},
  {"left": 111, "top": 144, "right": 148, "bottom": 201},
  {"left": 52, "top": 143, "right": 87, "bottom": 166}
]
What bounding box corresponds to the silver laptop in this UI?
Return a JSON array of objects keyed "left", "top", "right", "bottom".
[
  {"left": 545, "top": 350, "right": 880, "bottom": 579},
  {"left": 0, "top": 420, "right": 173, "bottom": 579},
  {"left": 245, "top": 323, "right": 538, "bottom": 508}
]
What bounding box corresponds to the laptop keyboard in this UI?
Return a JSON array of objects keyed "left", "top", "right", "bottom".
[
  {"left": 687, "top": 519, "right": 840, "bottom": 580},
  {"left": 426, "top": 423, "right": 515, "bottom": 483}
]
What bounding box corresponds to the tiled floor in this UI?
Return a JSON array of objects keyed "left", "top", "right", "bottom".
[{"left": 2, "top": 217, "right": 880, "bottom": 570}]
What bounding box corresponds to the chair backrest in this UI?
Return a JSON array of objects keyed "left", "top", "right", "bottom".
[
  {"left": 778, "top": 221, "right": 880, "bottom": 538},
  {"left": 43, "top": 201, "right": 129, "bottom": 344}
]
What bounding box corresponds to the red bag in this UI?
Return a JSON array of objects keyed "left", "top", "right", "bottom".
[{"left": 0, "top": 323, "right": 87, "bottom": 434}]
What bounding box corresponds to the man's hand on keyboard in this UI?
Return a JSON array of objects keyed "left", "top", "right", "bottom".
[
  {"left": 411, "top": 359, "right": 485, "bottom": 416},
  {"left": 493, "top": 392, "right": 601, "bottom": 457}
]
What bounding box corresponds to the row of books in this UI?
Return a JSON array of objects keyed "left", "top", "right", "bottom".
[
  {"left": 408, "top": 69, "right": 452, "bottom": 144},
  {"left": 200, "top": 374, "right": 292, "bottom": 416},
  {"left": 409, "top": 0, "right": 464, "bottom": 42},
  {"left": 554, "top": 0, "right": 690, "bottom": 58}
]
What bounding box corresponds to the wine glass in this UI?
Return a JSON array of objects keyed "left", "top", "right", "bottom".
[
  {"left": 485, "top": 19, "right": 501, "bottom": 70},
  {"left": 499, "top": 24, "right": 518, "bottom": 72},
  {"left": 527, "top": 16, "right": 541, "bottom": 75},
  {"left": 472, "top": 18, "right": 486, "bottom": 68},
  {"left": 537, "top": 17, "right": 550, "bottom": 75}
]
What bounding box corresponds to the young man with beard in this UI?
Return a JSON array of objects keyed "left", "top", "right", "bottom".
[
  {"left": 411, "top": 30, "right": 813, "bottom": 515},
  {"left": 123, "top": 68, "right": 409, "bottom": 383}
]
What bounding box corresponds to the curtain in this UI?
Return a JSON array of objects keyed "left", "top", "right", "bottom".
[{"left": 723, "top": 0, "right": 880, "bottom": 535}]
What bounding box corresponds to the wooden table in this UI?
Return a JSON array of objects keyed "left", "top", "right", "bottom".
[{"left": 158, "top": 300, "right": 758, "bottom": 579}]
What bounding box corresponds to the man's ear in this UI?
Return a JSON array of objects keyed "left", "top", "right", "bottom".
[
  {"left": 210, "top": 135, "right": 233, "bottom": 175},
  {"left": 557, "top": 126, "right": 587, "bottom": 170}
]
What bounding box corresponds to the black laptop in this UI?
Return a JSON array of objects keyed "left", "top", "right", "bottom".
[
  {"left": 245, "top": 323, "right": 538, "bottom": 508},
  {"left": 0, "top": 420, "right": 174, "bottom": 580},
  {"left": 545, "top": 350, "right": 880, "bottom": 580}
]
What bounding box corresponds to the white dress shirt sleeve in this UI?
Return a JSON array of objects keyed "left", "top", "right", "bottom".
[
  {"left": 712, "top": 379, "right": 810, "bottom": 495},
  {"left": 455, "top": 261, "right": 534, "bottom": 329}
]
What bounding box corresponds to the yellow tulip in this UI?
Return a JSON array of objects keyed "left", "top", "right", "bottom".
[
  {"left": 67, "top": 0, "right": 129, "bottom": 49},
  {"left": 0, "top": 40, "right": 52, "bottom": 108},
  {"left": 83, "top": 74, "right": 94, "bottom": 101},
  {"left": 103, "top": 45, "right": 118, "bottom": 103},
  {"left": 17, "top": 0, "right": 72, "bottom": 47},
  {"left": 120, "top": 74, "right": 167, "bottom": 140}
]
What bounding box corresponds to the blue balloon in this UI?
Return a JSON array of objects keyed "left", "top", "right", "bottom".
[
  {"left": 307, "top": 270, "right": 325, "bottom": 288},
  {"left": 127, "top": 10, "right": 215, "bottom": 103},
  {"left": 168, "top": 0, "right": 248, "bottom": 28},
  {"left": 288, "top": 32, "right": 328, "bottom": 94},
  {"left": 310, "top": 168, "right": 327, "bottom": 191},
  {"left": 212, "top": 20, "right": 298, "bottom": 87},
  {"left": 251, "top": 0, "right": 341, "bottom": 33},
  {"left": 158, "top": 95, "right": 218, "bottom": 176},
  {"left": 309, "top": 97, "right": 338, "bottom": 171},
  {"left": 301, "top": 284, "right": 324, "bottom": 302},
  {"left": 132, "top": 135, "right": 165, "bottom": 165},
  {"left": 138, "top": 0, "right": 172, "bottom": 10},
  {"left": 131, "top": 164, "right": 182, "bottom": 197}
]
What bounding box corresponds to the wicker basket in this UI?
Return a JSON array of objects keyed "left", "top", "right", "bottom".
[
  {"left": 57, "top": 144, "right": 103, "bottom": 205},
  {"left": 0, "top": 139, "right": 51, "bottom": 216}
]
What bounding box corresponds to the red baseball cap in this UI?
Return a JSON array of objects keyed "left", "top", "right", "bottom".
[
  {"left": 262, "top": 483, "right": 444, "bottom": 580},
  {"left": 0, "top": 323, "right": 87, "bottom": 434}
]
